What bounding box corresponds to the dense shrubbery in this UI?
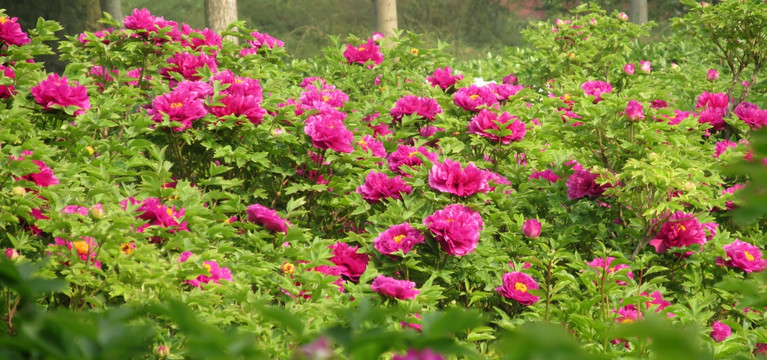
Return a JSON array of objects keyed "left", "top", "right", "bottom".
[{"left": 1, "top": 1, "right": 767, "bottom": 359}]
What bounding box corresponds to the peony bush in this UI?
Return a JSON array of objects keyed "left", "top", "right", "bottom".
[{"left": 1, "top": 1, "right": 767, "bottom": 359}]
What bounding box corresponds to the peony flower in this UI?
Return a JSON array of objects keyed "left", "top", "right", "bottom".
[
  {"left": 496, "top": 272, "right": 540, "bottom": 305},
  {"left": 615, "top": 304, "right": 640, "bottom": 324},
  {"left": 625, "top": 99, "right": 644, "bottom": 121},
  {"left": 179, "top": 253, "right": 233, "bottom": 288},
  {"left": 707, "top": 69, "right": 719, "bottom": 81},
  {"left": 30, "top": 74, "right": 91, "bottom": 116},
  {"left": 618, "top": 12, "right": 629, "bottom": 21},
  {"left": 239, "top": 31, "right": 284, "bottom": 56},
  {"left": 467, "top": 110, "right": 526, "bottom": 144},
  {"left": 373, "top": 223, "right": 424, "bottom": 256},
  {"left": 423, "top": 204, "right": 483, "bottom": 256},
  {"left": 328, "top": 242, "right": 369, "bottom": 282},
  {"left": 160, "top": 52, "right": 218, "bottom": 82},
  {"left": 502, "top": 73, "right": 518, "bottom": 85},
  {"left": 303, "top": 112, "right": 354, "bottom": 153},
  {"left": 717, "top": 239, "right": 767, "bottom": 273},
  {"left": 490, "top": 83, "right": 523, "bottom": 103},
  {"left": 343, "top": 38, "right": 383, "bottom": 68},
  {"left": 428, "top": 159, "right": 491, "bottom": 197},
  {"left": 147, "top": 88, "right": 208, "bottom": 132},
  {"left": 721, "top": 183, "right": 745, "bottom": 210},
  {"left": 453, "top": 85, "right": 498, "bottom": 112},
  {"left": 355, "top": 135, "right": 387, "bottom": 158},
  {"left": 664, "top": 110, "right": 691, "bottom": 125},
  {"left": 566, "top": 169, "right": 607, "bottom": 199},
  {"left": 586, "top": 257, "right": 635, "bottom": 285},
  {"left": 696, "top": 91, "right": 728, "bottom": 131},
  {"left": 710, "top": 321, "right": 731, "bottom": 342},
  {"left": 356, "top": 171, "right": 412, "bottom": 203},
  {"left": 734, "top": 101, "right": 767, "bottom": 131},
  {"left": 371, "top": 275, "right": 419, "bottom": 300},
  {"left": 4, "top": 248, "right": 18, "bottom": 260},
  {"left": 581, "top": 80, "right": 612, "bottom": 103},
  {"left": 427, "top": 66, "right": 463, "bottom": 91},
  {"left": 11, "top": 150, "right": 59, "bottom": 187},
  {"left": 639, "top": 60, "right": 651, "bottom": 73},
  {"left": 179, "top": 24, "right": 222, "bottom": 50},
  {"left": 49, "top": 237, "right": 101, "bottom": 269},
  {"left": 0, "top": 15, "right": 31, "bottom": 46},
  {"left": 299, "top": 87, "right": 349, "bottom": 110},
  {"left": 648, "top": 211, "right": 710, "bottom": 255},
  {"left": 624, "top": 63, "right": 635, "bottom": 75},
  {"left": 124, "top": 197, "right": 188, "bottom": 237},
  {"left": 522, "top": 218, "right": 541, "bottom": 238},
  {"left": 387, "top": 145, "right": 438, "bottom": 176},
  {"left": 392, "top": 349, "right": 444, "bottom": 360},
  {"left": 643, "top": 290, "right": 672, "bottom": 313},
  {"left": 390, "top": 95, "right": 442, "bottom": 122},
  {"left": 0, "top": 64, "right": 16, "bottom": 98},
  {"left": 246, "top": 204, "right": 290, "bottom": 233},
  {"left": 529, "top": 169, "right": 561, "bottom": 184}
]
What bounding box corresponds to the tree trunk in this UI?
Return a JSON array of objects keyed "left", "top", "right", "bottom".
[
  {"left": 205, "top": 0, "right": 238, "bottom": 43},
  {"left": 375, "top": 0, "right": 398, "bottom": 37},
  {"left": 99, "top": 0, "right": 123, "bottom": 27},
  {"left": 629, "top": 0, "right": 648, "bottom": 24}
]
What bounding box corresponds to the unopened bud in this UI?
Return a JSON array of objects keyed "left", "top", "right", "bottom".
[
  {"left": 4, "top": 248, "right": 19, "bottom": 260},
  {"left": 12, "top": 186, "right": 26, "bottom": 197}
]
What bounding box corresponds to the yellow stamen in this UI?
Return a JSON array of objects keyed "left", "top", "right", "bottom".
[
  {"left": 357, "top": 140, "right": 367, "bottom": 147},
  {"left": 166, "top": 207, "right": 173, "bottom": 216},
  {"left": 469, "top": 94, "right": 480, "bottom": 101},
  {"left": 73, "top": 241, "right": 89, "bottom": 256},
  {"left": 621, "top": 318, "right": 635, "bottom": 324},
  {"left": 514, "top": 282, "right": 527, "bottom": 292},
  {"left": 746, "top": 251, "right": 755, "bottom": 261},
  {"left": 203, "top": 263, "right": 212, "bottom": 273},
  {"left": 170, "top": 102, "right": 183, "bottom": 109},
  {"left": 410, "top": 48, "right": 419, "bottom": 55},
  {"left": 282, "top": 262, "right": 295, "bottom": 275},
  {"left": 408, "top": 152, "right": 418, "bottom": 158},
  {"left": 393, "top": 235, "right": 405, "bottom": 244},
  {"left": 0, "top": 17, "right": 8, "bottom": 25},
  {"left": 358, "top": 46, "right": 366, "bottom": 51},
  {"left": 234, "top": 78, "right": 243, "bottom": 83},
  {"left": 120, "top": 243, "right": 133, "bottom": 255},
  {"left": 86, "top": 146, "right": 94, "bottom": 155},
  {"left": 563, "top": 93, "right": 572, "bottom": 102},
  {"left": 322, "top": 95, "right": 330, "bottom": 102}
]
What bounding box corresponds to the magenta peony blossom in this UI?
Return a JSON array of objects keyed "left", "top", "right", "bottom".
[
  {"left": 423, "top": 204, "right": 483, "bottom": 256},
  {"left": 371, "top": 275, "right": 419, "bottom": 300},
  {"left": 246, "top": 204, "right": 290, "bottom": 233},
  {"left": 239, "top": 31, "right": 284, "bottom": 56},
  {"left": 529, "top": 169, "right": 561, "bottom": 183},
  {"left": 625, "top": 99, "right": 644, "bottom": 121},
  {"left": 160, "top": 52, "right": 217, "bottom": 81},
  {"left": 0, "top": 64, "right": 16, "bottom": 98},
  {"left": 696, "top": 91, "right": 728, "bottom": 131},
  {"left": 30, "top": 74, "right": 91, "bottom": 116},
  {"left": 179, "top": 253, "right": 233, "bottom": 288},
  {"left": 648, "top": 211, "right": 710, "bottom": 255},
  {"left": 4, "top": 248, "right": 19, "bottom": 260},
  {"left": 467, "top": 109, "right": 526, "bottom": 144},
  {"left": 299, "top": 87, "right": 349, "bottom": 110},
  {"left": 390, "top": 95, "right": 442, "bottom": 122},
  {"left": 453, "top": 85, "right": 499, "bottom": 111},
  {"left": 643, "top": 290, "right": 672, "bottom": 313},
  {"left": 586, "top": 257, "right": 635, "bottom": 285},
  {"left": 522, "top": 218, "right": 541, "bottom": 238},
  {"left": 356, "top": 171, "right": 412, "bottom": 203},
  {"left": 343, "top": 38, "right": 383, "bottom": 68},
  {"left": 208, "top": 94, "right": 266, "bottom": 125},
  {"left": 566, "top": 169, "right": 607, "bottom": 199},
  {"left": 496, "top": 271, "right": 540, "bottom": 305},
  {"left": 303, "top": 112, "right": 354, "bottom": 153},
  {"left": 373, "top": 223, "right": 424, "bottom": 256},
  {"left": 615, "top": 304, "right": 640, "bottom": 324},
  {"left": 392, "top": 349, "right": 444, "bottom": 360},
  {"left": 11, "top": 150, "right": 59, "bottom": 187},
  {"left": 707, "top": 69, "right": 719, "bottom": 81},
  {"left": 428, "top": 159, "right": 491, "bottom": 197},
  {"left": 179, "top": 24, "right": 222, "bottom": 50},
  {"left": 581, "top": 80, "right": 612, "bottom": 103},
  {"left": 124, "top": 8, "right": 163, "bottom": 33},
  {"left": 503, "top": 73, "right": 518, "bottom": 85},
  {"left": 355, "top": 135, "right": 387, "bottom": 158},
  {"left": 734, "top": 101, "right": 767, "bottom": 130},
  {"left": 640, "top": 60, "right": 651, "bottom": 73},
  {"left": 329, "top": 242, "right": 369, "bottom": 282},
  {"left": 427, "top": 66, "right": 463, "bottom": 91},
  {"left": 0, "top": 15, "right": 30, "bottom": 46},
  {"left": 710, "top": 321, "right": 731, "bottom": 342},
  {"left": 624, "top": 63, "right": 635, "bottom": 75},
  {"left": 49, "top": 237, "right": 101, "bottom": 269},
  {"left": 717, "top": 239, "right": 767, "bottom": 273},
  {"left": 124, "top": 197, "right": 189, "bottom": 236},
  {"left": 387, "top": 145, "right": 438, "bottom": 176},
  {"left": 147, "top": 89, "right": 208, "bottom": 131},
  {"left": 490, "top": 83, "right": 524, "bottom": 102}
]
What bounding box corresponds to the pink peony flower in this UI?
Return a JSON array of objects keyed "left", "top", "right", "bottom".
[
  {"left": 618, "top": 12, "right": 629, "bottom": 21},
  {"left": 490, "top": 83, "right": 524, "bottom": 102},
  {"left": 624, "top": 63, "right": 635, "bottom": 75},
  {"left": 356, "top": 171, "right": 412, "bottom": 203},
  {"left": 453, "top": 85, "right": 499, "bottom": 112},
  {"left": 581, "top": 80, "right": 612, "bottom": 103},
  {"left": 522, "top": 218, "right": 541, "bottom": 238},
  {"left": 387, "top": 145, "right": 438, "bottom": 176},
  {"left": 0, "top": 15, "right": 31, "bottom": 46},
  {"left": 467, "top": 109, "right": 526, "bottom": 144},
  {"left": 734, "top": 101, "right": 767, "bottom": 130},
  {"left": 392, "top": 349, "right": 444, "bottom": 360},
  {"left": 147, "top": 88, "right": 208, "bottom": 132},
  {"left": 648, "top": 211, "right": 710, "bottom": 255},
  {"left": 299, "top": 87, "right": 349, "bottom": 110},
  {"left": 643, "top": 290, "right": 672, "bottom": 313},
  {"left": 502, "top": 73, "right": 518, "bottom": 85},
  {"left": 239, "top": 31, "right": 284, "bottom": 56},
  {"left": 373, "top": 223, "right": 424, "bottom": 256},
  {"left": 428, "top": 159, "right": 491, "bottom": 197},
  {"left": 710, "top": 321, "right": 730, "bottom": 342},
  {"left": 717, "top": 239, "right": 767, "bottom": 273},
  {"left": 328, "top": 242, "right": 369, "bottom": 282},
  {"left": 246, "top": 204, "right": 290, "bottom": 233},
  {"left": 343, "top": 38, "right": 383, "bottom": 68},
  {"left": 427, "top": 66, "right": 463, "bottom": 91},
  {"left": 179, "top": 24, "right": 222, "bottom": 50},
  {"left": 371, "top": 275, "right": 419, "bottom": 300},
  {"left": 496, "top": 271, "right": 540, "bottom": 305},
  {"left": 586, "top": 257, "right": 635, "bottom": 285},
  {"left": 696, "top": 91, "right": 728, "bottom": 131},
  {"left": 125, "top": 197, "right": 189, "bottom": 237},
  {"left": 423, "top": 204, "right": 483, "bottom": 256},
  {"left": 639, "top": 60, "right": 651, "bottom": 73},
  {"left": 615, "top": 304, "right": 640, "bottom": 324},
  {"left": 355, "top": 135, "right": 387, "bottom": 158},
  {"left": 529, "top": 169, "right": 561, "bottom": 183},
  {"left": 390, "top": 95, "right": 442, "bottom": 122},
  {"left": 625, "top": 100, "right": 644, "bottom": 121},
  {"left": 49, "top": 237, "right": 101, "bottom": 269},
  {"left": 566, "top": 169, "right": 607, "bottom": 199},
  {"left": 30, "top": 74, "right": 91, "bottom": 116},
  {"left": 160, "top": 52, "right": 218, "bottom": 82},
  {"left": 179, "top": 253, "right": 233, "bottom": 288},
  {"left": 665, "top": 110, "right": 691, "bottom": 125},
  {"left": 11, "top": 150, "right": 59, "bottom": 187},
  {"left": 707, "top": 69, "right": 719, "bottom": 81},
  {"left": 4, "top": 248, "right": 18, "bottom": 260},
  {"left": 0, "top": 64, "right": 16, "bottom": 98},
  {"left": 303, "top": 111, "right": 354, "bottom": 153},
  {"left": 721, "top": 183, "right": 745, "bottom": 210}
]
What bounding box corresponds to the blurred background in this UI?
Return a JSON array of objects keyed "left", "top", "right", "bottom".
[{"left": 1, "top": 0, "right": 691, "bottom": 61}]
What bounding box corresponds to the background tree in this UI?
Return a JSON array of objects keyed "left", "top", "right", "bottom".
[
  {"left": 629, "top": 0, "right": 648, "bottom": 24},
  {"left": 375, "top": 0, "right": 398, "bottom": 37},
  {"left": 100, "top": 0, "right": 124, "bottom": 27},
  {"left": 204, "top": 0, "right": 238, "bottom": 43}
]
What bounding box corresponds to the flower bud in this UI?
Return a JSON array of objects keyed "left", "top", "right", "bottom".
[
  {"left": 89, "top": 205, "right": 104, "bottom": 219},
  {"left": 4, "top": 248, "right": 19, "bottom": 261},
  {"left": 11, "top": 186, "right": 26, "bottom": 197},
  {"left": 522, "top": 219, "right": 542, "bottom": 238},
  {"left": 707, "top": 69, "right": 719, "bottom": 81}
]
